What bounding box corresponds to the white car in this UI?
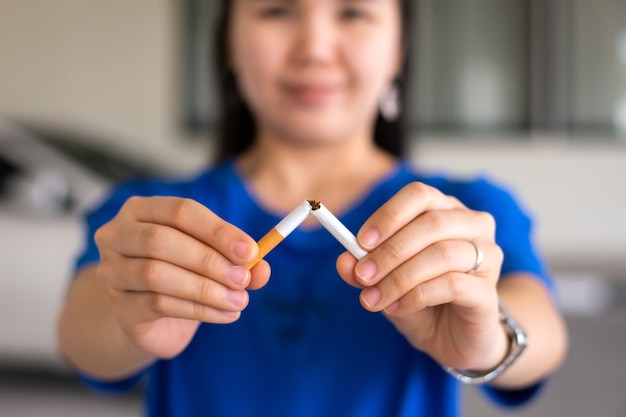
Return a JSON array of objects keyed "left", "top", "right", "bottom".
[{"left": 0, "top": 120, "right": 163, "bottom": 369}]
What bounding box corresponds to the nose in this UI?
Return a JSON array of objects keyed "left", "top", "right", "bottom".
[{"left": 291, "top": 12, "right": 336, "bottom": 66}]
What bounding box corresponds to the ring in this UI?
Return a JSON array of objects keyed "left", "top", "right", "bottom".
[{"left": 467, "top": 240, "right": 483, "bottom": 273}]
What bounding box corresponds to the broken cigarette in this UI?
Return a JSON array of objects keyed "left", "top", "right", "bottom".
[
  {"left": 308, "top": 200, "right": 368, "bottom": 260},
  {"left": 246, "top": 200, "right": 311, "bottom": 269},
  {"left": 246, "top": 199, "right": 369, "bottom": 269}
]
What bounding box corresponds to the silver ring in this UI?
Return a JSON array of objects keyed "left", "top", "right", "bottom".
[{"left": 467, "top": 240, "right": 483, "bottom": 273}]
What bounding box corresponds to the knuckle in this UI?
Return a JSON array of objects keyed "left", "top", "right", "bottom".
[
  {"left": 405, "top": 181, "right": 429, "bottom": 196},
  {"left": 122, "top": 196, "right": 146, "bottom": 216},
  {"left": 94, "top": 224, "right": 115, "bottom": 248},
  {"left": 405, "top": 181, "right": 436, "bottom": 204},
  {"left": 446, "top": 195, "right": 461, "bottom": 206},
  {"left": 139, "top": 225, "right": 169, "bottom": 256},
  {"left": 375, "top": 201, "right": 403, "bottom": 227},
  {"left": 125, "top": 195, "right": 144, "bottom": 206},
  {"left": 149, "top": 293, "right": 169, "bottom": 315},
  {"left": 197, "top": 249, "right": 219, "bottom": 273},
  {"left": 492, "top": 243, "right": 504, "bottom": 266},
  {"left": 171, "top": 198, "right": 197, "bottom": 226},
  {"left": 476, "top": 210, "right": 496, "bottom": 234},
  {"left": 378, "top": 210, "right": 400, "bottom": 229},
  {"left": 192, "top": 301, "right": 211, "bottom": 319},
  {"left": 380, "top": 238, "right": 406, "bottom": 264},
  {"left": 425, "top": 210, "right": 448, "bottom": 231},
  {"left": 433, "top": 240, "right": 457, "bottom": 267},
  {"left": 445, "top": 273, "right": 465, "bottom": 297},
  {"left": 390, "top": 267, "right": 413, "bottom": 294},
  {"left": 138, "top": 259, "right": 163, "bottom": 287},
  {"left": 414, "top": 284, "right": 427, "bottom": 306},
  {"left": 121, "top": 196, "right": 141, "bottom": 211},
  {"left": 94, "top": 226, "right": 106, "bottom": 246},
  {"left": 210, "top": 221, "right": 233, "bottom": 244},
  {"left": 196, "top": 277, "right": 216, "bottom": 302}
]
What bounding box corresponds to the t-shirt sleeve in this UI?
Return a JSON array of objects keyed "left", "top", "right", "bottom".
[
  {"left": 72, "top": 180, "right": 159, "bottom": 393},
  {"left": 77, "top": 370, "right": 148, "bottom": 395}
]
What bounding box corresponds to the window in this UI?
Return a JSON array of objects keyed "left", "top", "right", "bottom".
[{"left": 183, "top": 0, "right": 626, "bottom": 140}]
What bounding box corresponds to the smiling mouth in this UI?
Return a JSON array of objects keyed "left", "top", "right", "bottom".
[{"left": 284, "top": 84, "right": 339, "bottom": 105}]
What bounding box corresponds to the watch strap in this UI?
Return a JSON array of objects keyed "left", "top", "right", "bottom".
[{"left": 444, "top": 300, "right": 528, "bottom": 385}]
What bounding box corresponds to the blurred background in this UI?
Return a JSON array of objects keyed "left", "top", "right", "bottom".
[{"left": 1, "top": 0, "right": 625, "bottom": 416}]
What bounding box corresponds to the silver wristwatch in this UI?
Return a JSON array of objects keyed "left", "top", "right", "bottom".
[{"left": 444, "top": 300, "right": 528, "bottom": 385}]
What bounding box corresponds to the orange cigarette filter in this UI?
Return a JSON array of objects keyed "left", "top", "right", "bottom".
[
  {"left": 245, "top": 200, "right": 312, "bottom": 269},
  {"left": 246, "top": 228, "right": 284, "bottom": 269}
]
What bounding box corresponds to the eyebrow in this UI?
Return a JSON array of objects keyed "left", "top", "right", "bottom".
[
  {"left": 248, "top": 0, "right": 381, "bottom": 3},
  {"left": 245, "top": 0, "right": 385, "bottom": 8},
  {"left": 342, "top": 0, "right": 382, "bottom": 3}
]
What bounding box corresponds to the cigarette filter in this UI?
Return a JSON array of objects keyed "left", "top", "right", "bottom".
[
  {"left": 308, "top": 200, "right": 368, "bottom": 260},
  {"left": 246, "top": 200, "right": 311, "bottom": 269}
]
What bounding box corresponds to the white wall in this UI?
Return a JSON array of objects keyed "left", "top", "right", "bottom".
[
  {"left": 0, "top": 0, "right": 207, "bottom": 172},
  {"left": 411, "top": 137, "right": 626, "bottom": 277},
  {"left": 1, "top": 0, "right": 625, "bottom": 277}
]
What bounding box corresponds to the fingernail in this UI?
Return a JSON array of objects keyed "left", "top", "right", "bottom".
[
  {"left": 233, "top": 241, "right": 254, "bottom": 260},
  {"left": 384, "top": 300, "right": 400, "bottom": 313},
  {"left": 227, "top": 289, "right": 247, "bottom": 307},
  {"left": 228, "top": 265, "right": 249, "bottom": 286},
  {"left": 359, "top": 228, "right": 380, "bottom": 250},
  {"left": 361, "top": 287, "right": 381, "bottom": 308},
  {"left": 223, "top": 311, "right": 241, "bottom": 321},
  {"left": 356, "top": 260, "right": 377, "bottom": 283}
]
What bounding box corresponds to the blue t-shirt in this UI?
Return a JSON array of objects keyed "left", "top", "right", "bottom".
[{"left": 75, "top": 160, "right": 551, "bottom": 417}]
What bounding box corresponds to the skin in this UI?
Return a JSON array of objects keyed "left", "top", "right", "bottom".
[{"left": 57, "top": 0, "right": 567, "bottom": 390}]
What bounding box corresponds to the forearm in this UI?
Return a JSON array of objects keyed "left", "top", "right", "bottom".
[
  {"left": 56, "top": 266, "right": 156, "bottom": 380},
  {"left": 489, "top": 273, "right": 568, "bottom": 389}
]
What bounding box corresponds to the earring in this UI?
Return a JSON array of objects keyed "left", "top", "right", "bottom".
[{"left": 379, "top": 81, "right": 400, "bottom": 121}]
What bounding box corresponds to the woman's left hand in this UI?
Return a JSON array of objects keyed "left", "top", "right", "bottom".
[{"left": 336, "top": 182, "right": 509, "bottom": 372}]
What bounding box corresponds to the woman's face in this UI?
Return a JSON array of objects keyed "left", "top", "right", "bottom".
[{"left": 229, "top": 0, "right": 402, "bottom": 147}]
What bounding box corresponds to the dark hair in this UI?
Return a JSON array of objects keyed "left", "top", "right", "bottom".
[{"left": 213, "top": 0, "right": 413, "bottom": 162}]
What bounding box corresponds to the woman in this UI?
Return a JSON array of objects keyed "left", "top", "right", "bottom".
[{"left": 57, "top": 1, "right": 567, "bottom": 416}]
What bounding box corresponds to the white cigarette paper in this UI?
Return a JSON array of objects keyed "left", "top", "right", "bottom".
[
  {"left": 308, "top": 200, "right": 368, "bottom": 260},
  {"left": 246, "top": 200, "right": 310, "bottom": 269},
  {"left": 275, "top": 200, "right": 312, "bottom": 237}
]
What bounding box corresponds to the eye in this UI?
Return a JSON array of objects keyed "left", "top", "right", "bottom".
[
  {"left": 340, "top": 7, "right": 369, "bottom": 21},
  {"left": 258, "top": 5, "right": 294, "bottom": 19}
]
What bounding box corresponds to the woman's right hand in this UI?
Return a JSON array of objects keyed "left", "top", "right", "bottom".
[{"left": 94, "top": 196, "right": 270, "bottom": 359}]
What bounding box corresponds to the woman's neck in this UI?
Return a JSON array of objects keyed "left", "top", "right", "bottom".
[{"left": 237, "top": 135, "right": 396, "bottom": 216}]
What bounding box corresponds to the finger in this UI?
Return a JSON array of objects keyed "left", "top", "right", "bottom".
[
  {"left": 115, "top": 290, "right": 242, "bottom": 324},
  {"left": 354, "top": 209, "right": 496, "bottom": 287},
  {"left": 124, "top": 196, "right": 258, "bottom": 264},
  {"left": 359, "top": 240, "right": 501, "bottom": 312},
  {"left": 102, "top": 220, "right": 251, "bottom": 290},
  {"left": 336, "top": 251, "right": 360, "bottom": 288},
  {"left": 385, "top": 271, "right": 495, "bottom": 316},
  {"left": 103, "top": 200, "right": 263, "bottom": 289},
  {"left": 106, "top": 258, "right": 250, "bottom": 312},
  {"left": 248, "top": 259, "right": 271, "bottom": 290},
  {"left": 356, "top": 182, "right": 463, "bottom": 251}
]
